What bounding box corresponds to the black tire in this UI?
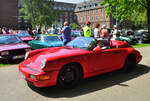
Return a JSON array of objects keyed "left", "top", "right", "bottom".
[
  {"left": 57, "top": 63, "right": 82, "bottom": 89},
  {"left": 122, "top": 54, "right": 136, "bottom": 72}
]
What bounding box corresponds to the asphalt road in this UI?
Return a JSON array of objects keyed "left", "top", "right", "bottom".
[{"left": 0, "top": 47, "right": 150, "bottom": 101}]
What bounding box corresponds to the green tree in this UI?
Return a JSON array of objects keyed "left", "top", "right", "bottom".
[
  {"left": 101, "top": 0, "right": 150, "bottom": 34},
  {"left": 129, "top": 11, "right": 147, "bottom": 29},
  {"left": 70, "top": 23, "right": 81, "bottom": 30},
  {"left": 20, "top": 0, "right": 59, "bottom": 28}
]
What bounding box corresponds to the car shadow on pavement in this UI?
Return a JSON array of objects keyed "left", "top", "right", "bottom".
[{"left": 29, "top": 64, "right": 150, "bottom": 98}]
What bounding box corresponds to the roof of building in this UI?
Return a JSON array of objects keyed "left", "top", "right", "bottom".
[{"left": 74, "top": 0, "right": 105, "bottom": 12}]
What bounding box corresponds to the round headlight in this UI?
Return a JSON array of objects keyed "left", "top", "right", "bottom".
[
  {"left": 41, "top": 58, "right": 47, "bottom": 69},
  {"left": 24, "top": 52, "right": 29, "bottom": 59}
]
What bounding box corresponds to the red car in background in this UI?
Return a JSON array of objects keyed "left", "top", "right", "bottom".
[
  {"left": 17, "top": 30, "right": 33, "bottom": 43},
  {"left": 0, "top": 34, "right": 31, "bottom": 62},
  {"left": 19, "top": 37, "right": 142, "bottom": 88}
]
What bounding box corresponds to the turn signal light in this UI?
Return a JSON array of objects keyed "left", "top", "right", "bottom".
[{"left": 36, "top": 75, "right": 50, "bottom": 80}]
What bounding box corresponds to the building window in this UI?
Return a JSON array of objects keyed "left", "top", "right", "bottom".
[
  {"left": 80, "top": 17, "right": 82, "bottom": 23},
  {"left": 94, "top": 3, "right": 98, "bottom": 7},
  {"left": 96, "top": 9, "right": 98, "bottom": 14},
  {"left": 84, "top": 17, "right": 86, "bottom": 22},
  {"left": 96, "top": 16, "right": 99, "bottom": 21},
  {"left": 92, "top": 16, "right": 94, "bottom": 21},
  {"left": 100, "top": 9, "right": 103, "bottom": 14},
  {"left": 88, "top": 16, "right": 90, "bottom": 21}
]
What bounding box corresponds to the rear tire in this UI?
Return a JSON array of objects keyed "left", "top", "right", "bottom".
[
  {"left": 57, "top": 63, "right": 82, "bottom": 89},
  {"left": 122, "top": 54, "right": 136, "bottom": 72}
]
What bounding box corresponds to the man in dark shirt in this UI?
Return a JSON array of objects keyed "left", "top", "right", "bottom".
[{"left": 61, "top": 21, "right": 71, "bottom": 45}]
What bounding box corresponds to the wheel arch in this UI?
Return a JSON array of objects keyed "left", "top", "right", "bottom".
[{"left": 61, "top": 62, "right": 84, "bottom": 78}]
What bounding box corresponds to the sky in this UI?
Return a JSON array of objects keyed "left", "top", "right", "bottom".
[{"left": 54, "top": 0, "right": 84, "bottom": 3}]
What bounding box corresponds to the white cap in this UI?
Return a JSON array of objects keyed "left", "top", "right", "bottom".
[{"left": 102, "top": 24, "right": 106, "bottom": 29}]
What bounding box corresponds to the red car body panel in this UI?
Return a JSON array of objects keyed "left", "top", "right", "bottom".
[{"left": 19, "top": 41, "right": 142, "bottom": 87}]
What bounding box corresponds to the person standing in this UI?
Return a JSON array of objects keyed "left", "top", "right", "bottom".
[
  {"left": 101, "top": 24, "right": 109, "bottom": 39},
  {"left": 94, "top": 23, "right": 100, "bottom": 39},
  {"left": 47, "top": 24, "right": 56, "bottom": 34},
  {"left": 83, "top": 21, "right": 92, "bottom": 37},
  {"left": 112, "top": 25, "right": 118, "bottom": 40},
  {"left": 61, "top": 21, "right": 71, "bottom": 45}
]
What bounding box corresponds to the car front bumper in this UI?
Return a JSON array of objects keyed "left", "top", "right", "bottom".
[{"left": 19, "top": 62, "right": 59, "bottom": 87}]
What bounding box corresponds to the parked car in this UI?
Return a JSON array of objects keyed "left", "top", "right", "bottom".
[
  {"left": 17, "top": 30, "right": 33, "bottom": 43},
  {"left": 120, "top": 30, "right": 138, "bottom": 45},
  {"left": 135, "top": 30, "right": 150, "bottom": 43},
  {"left": 0, "top": 34, "right": 31, "bottom": 62},
  {"left": 28, "top": 34, "right": 63, "bottom": 50},
  {"left": 19, "top": 37, "right": 142, "bottom": 88}
]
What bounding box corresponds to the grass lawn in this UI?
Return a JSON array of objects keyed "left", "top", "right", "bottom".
[
  {"left": 132, "top": 43, "right": 150, "bottom": 48},
  {"left": 0, "top": 64, "right": 12, "bottom": 67}
]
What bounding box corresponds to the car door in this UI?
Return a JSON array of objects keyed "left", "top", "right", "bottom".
[{"left": 87, "top": 48, "right": 126, "bottom": 72}]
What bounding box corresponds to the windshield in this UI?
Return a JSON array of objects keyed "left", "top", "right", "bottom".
[
  {"left": 66, "top": 37, "right": 97, "bottom": 50},
  {"left": 41, "top": 35, "right": 61, "bottom": 42},
  {"left": 0, "top": 35, "right": 22, "bottom": 44},
  {"left": 17, "top": 31, "right": 31, "bottom": 37}
]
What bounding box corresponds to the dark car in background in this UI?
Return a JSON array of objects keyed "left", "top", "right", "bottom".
[
  {"left": 0, "top": 34, "right": 31, "bottom": 62},
  {"left": 135, "top": 30, "right": 150, "bottom": 43}
]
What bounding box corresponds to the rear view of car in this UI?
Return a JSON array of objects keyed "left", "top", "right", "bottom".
[{"left": 17, "top": 30, "right": 33, "bottom": 43}]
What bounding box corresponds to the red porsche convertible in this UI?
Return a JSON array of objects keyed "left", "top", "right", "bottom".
[{"left": 19, "top": 37, "right": 142, "bottom": 88}]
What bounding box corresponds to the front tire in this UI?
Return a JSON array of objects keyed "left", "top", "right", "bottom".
[
  {"left": 122, "top": 54, "right": 136, "bottom": 72},
  {"left": 57, "top": 64, "right": 82, "bottom": 88}
]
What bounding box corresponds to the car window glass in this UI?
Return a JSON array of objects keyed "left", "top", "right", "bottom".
[
  {"left": 66, "top": 37, "right": 96, "bottom": 50},
  {"left": 43, "top": 36, "right": 60, "bottom": 42},
  {"left": 0, "top": 35, "right": 21, "bottom": 44}
]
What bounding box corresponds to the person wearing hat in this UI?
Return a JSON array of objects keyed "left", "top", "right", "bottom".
[{"left": 83, "top": 21, "right": 92, "bottom": 37}]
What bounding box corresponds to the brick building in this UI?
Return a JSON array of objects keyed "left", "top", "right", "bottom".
[
  {"left": 74, "top": 0, "right": 116, "bottom": 28},
  {"left": 0, "top": 0, "right": 18, "bottom": 29},
  {"left": 53, "top": 2, "right": 76, "bottom": 28}
]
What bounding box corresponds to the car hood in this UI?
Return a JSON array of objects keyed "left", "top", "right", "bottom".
[
  {"left": 0, "top": 43, "right": 31, "bottom": 51},
  {"left": 24, "top": 47, "right": 89, "bottom": 70}
]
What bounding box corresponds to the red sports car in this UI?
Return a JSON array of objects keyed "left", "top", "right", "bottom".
[{"left": 19, "top": 37, "right": 142, "bottom": 88}]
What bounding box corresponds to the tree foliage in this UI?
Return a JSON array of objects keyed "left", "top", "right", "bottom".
[
  {"left": 70, "top": 23, "right": 81, "bottom": 30},
  {"left": 20, "top": 0, "right": 59, "bottom": 28},
  {"left": 100, "top": 0, "right": 150, "bottom": 32}
]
